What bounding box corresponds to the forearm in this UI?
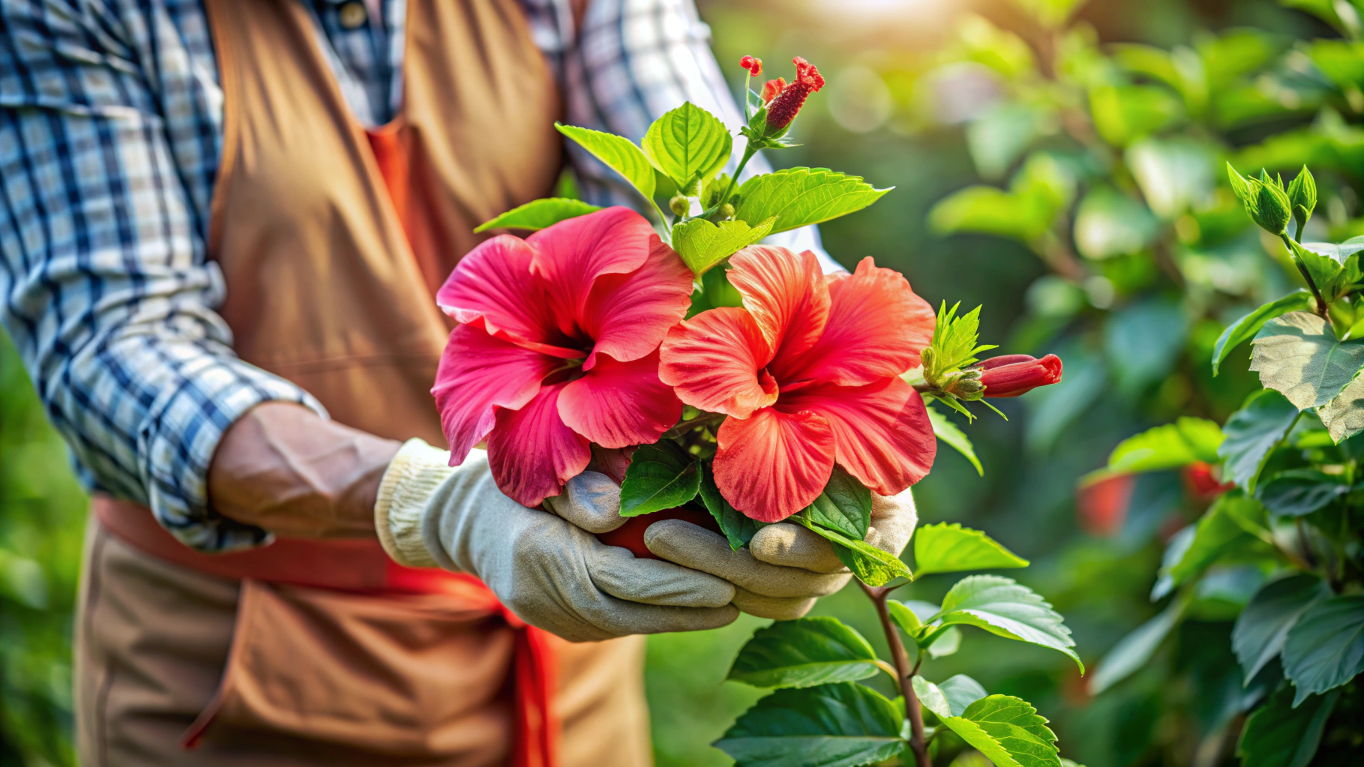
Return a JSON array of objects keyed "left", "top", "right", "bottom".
[{"left": 207, "top": 402, "right": 402, "bottom": 538}]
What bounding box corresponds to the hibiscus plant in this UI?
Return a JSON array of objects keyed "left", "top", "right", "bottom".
[{"left": 437, "top": 55, "right": 1077, "bottom": 767}]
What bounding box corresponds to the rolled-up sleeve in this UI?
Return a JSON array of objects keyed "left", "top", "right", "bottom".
[{"left": 0, "top": 1, "right": 326, "bottom": 552}]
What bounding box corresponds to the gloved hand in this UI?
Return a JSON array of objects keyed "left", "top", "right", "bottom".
[
  {"left": 643, "top": 489, "right": 918, "bottom": 620},
  {"left": 375, "top": 441, "right": 738, "bottom": 642}
]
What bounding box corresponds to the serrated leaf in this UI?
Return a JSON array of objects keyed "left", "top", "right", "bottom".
[
  {"left": 734, "top": 167, "right": 892, "bottom": 235},
  {"left": 913, "top": 523, "right": 1029, "bottom": 576},
  {"left": 796, "top": 518, "right": 913, "bottom": 586},
  {"left": 930, "top": 302, "right": 996, "bottom": 373},
  {"left": 1318, "top": 370, "right": 1364, "bottom": 443},
  {"left": 1256, "top": 469, "right": 1350, "bottom": 516},
  {"left": 1287, "top": 240, "right": 1348, "bottom": 303},
  {"left": 641, "top": 102, "right": 732, "bottom": 189},
  {"left": 672, "top": 217, "right": 775, "bottom": 276},
  {"left": 1233, "top": 574, "right": 1331, "bottom": 684},
  {"left": 932, "top": 576, "right": 1082, "bottom": 671},
  {"left": 1282, "top": 594, "right": 1364, "bottom": 705},
  {"left": 557, "top": 123, "right": 657, "bottom": 202},
  {"left": 698, "top": 461, "right": 760, "bottom": 550},
  {"left": 1212, "top": 292, "right": 1315, "bottom": 376},
  {"left": 713, "top": 683, "right": 906, "bottom": 767},
  {"left": 939, "top": 674, "right": 989, "bottom": 717},
  {"left": 1237, "top": 687, "right": 1339, "bottom": 767},
  {"left": 1104, "top": 417, "right": 1224, "bottom": 474},
  {"left": 804, "top": 468, "right": 872, "bottom": 541},
  {"left": 928, "top": 405, "right": 983, "bottom": 475},
  {"left": 619, "top": 441, "right": 701, "bottom": 517},
  {"left": 727, "top": 617, "right": 880, "bottom": 689},
  {"left": 1250, "top": 312, "right": 1364, "bottom": 410},
  {"left": 940, "top": 695, "right": 1061, "bottom": 767},
  {"left": 474, "top": 198, "right": 603, "bottom": 233},
  {"left": 1089, "top": 599, "right": 1184, "bottom": 695},
  {"left": 1219, "top": 390, "right": 1301, "bottom": 491}
]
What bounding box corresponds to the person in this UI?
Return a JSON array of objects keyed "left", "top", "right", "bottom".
[{"left": 0, "top": 0, "right": 917, "bottom": 764}]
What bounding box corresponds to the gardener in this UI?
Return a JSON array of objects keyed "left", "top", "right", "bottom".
[{"left": 0, "top": 1, "right": 917, "bottom": 765}]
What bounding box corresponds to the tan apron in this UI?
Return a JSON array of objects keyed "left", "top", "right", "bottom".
[{"left": 74, "top": 0, "right": 652, "bottom": 764}]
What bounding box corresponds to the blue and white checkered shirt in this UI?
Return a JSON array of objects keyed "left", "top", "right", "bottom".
[{"left": 0, "top": 0, "right": 824, "bottom": 551}]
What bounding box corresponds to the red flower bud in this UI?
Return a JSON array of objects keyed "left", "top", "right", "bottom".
[
  {"left": 760, "top": 77, "right": 786, "bottom": 104},
  {"left": 1183, "top": 461, "right": 1233, "bottom": 499},
  {"left": 975, "top": 354, "right": 1063, "bottom": 398},
  {"left": 765, "top": 57, "right": 825, "bottom": 132},
  {"left": 740, "top": 55, "right": 763, "bottom": 76}
]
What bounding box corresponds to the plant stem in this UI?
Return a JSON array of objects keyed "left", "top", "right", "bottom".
[
  {"left": 709, "top": 144, "right": 759, "bottom": 221},
  {"left": 861, "top": 582, "right": 931, "bottom": 767},
  {"left": 661, "top": 411, "right": 726, "bottom": 440},
  {"left": 1281, "top": 232, "right": 1331, "bottom": 321}
]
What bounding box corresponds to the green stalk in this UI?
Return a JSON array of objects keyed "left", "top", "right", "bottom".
[{"left": 1281, "top": 232, "right": 1331, "bottom": 321}]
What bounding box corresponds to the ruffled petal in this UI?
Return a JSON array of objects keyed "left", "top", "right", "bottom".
[
  {"left": 779, "top": 377, "right": 936, "bottom": 495},
  {"left": 433, "top": 324, "right": 561, "bottom": 463},
  {"left": 527, "top": 207, "right": 658, "bottom": 339},
  {"left": 558, "top": 351, "right": 683, "bottom": 448},
  {"left": 487, "top": 383, "right": 592, "bottom": 508},
  {"left": 728, "top": 246, "right": 830, "bottom": 375},
  {"left": 786, "top": 257, "right": 936, "bottom": 386},
  {"left": 714, "top": 408, "right": 835, "bottom": 522},
  {"left": 580, "top": 235, "right": 693, "bottom": 368},
  {"left": 659, "top": 307, "right": 778, "bottom": 418},
  {"left": 435, "top": 234, "right": 560, "bottom": 347}
]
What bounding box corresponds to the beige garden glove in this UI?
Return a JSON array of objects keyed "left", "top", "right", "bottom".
[
  {"left": 375, "top": 440, "right": 738, "bottom": 642},
  {"left": 644, "top": 489, "right": 918, "bottom": 620}
]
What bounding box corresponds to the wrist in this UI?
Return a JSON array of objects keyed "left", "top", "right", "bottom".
[{"left": 374, "top": 439, "right": 456, "bottom": 568}]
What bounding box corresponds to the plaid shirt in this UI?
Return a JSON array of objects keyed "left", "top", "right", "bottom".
[{"left": 0, "top": 0, "right": 824, "bottom": 551}]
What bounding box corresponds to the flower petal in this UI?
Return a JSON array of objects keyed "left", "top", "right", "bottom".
[
  {"left": 714, "top": 408, "right": 835, "bottom": 522},
  {"left": 786, "top": 257, "right": 936, "bottom": 386},
  {"left": 581, "top": 235, "right": 693, "bottom": 367},
  {"left": 435, "top": 234, "right": 560, "bottom": 347},
  {"left": 558, "top": 350, "right": 683, "bottom": 448},
  {"left": 779, "top": 377, "right": 936, "bottom": 495},
  {"left": 728, "top": 246, "right": 830, "bottom": 370},
  {"left": 659, "top": 307, "right": 778, "bottom": 418},
  {"left": 487, "top": 383, "right": 592, "bottom": 508},
  {"left": 527, "top": 207, "right": 657, "bottom": 339}
]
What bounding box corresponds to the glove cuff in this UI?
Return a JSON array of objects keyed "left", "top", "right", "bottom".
[{"left": 375, "top": 438, "right": 454, "bottom": 568}]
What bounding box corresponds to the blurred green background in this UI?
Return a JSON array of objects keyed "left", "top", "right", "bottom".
[{"left": 2, "top": 0, "right": 1356, "bottom": 765}]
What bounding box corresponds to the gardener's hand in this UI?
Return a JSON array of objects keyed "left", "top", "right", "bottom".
[
  {"left": 375, "top": 441, "right": 738, "bottom": 642},
  {"left": 643, "top": 488, "right": 917, "bottom": 620}
]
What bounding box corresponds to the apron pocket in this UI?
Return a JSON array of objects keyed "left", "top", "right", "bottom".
[{"left": 183, "top": 579, "right": 517, "bottom": 759}]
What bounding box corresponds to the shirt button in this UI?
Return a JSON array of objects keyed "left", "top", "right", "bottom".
[{"left": 338, "top": 2, "right": 368, "bottom": 30}]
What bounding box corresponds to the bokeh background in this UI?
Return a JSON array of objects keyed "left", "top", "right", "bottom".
[{"left": 2, "top": 0, "right": 1354, "bottom": 765}]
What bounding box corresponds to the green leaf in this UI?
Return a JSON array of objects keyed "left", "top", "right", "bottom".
[
  {"left": 1237, "top": 687, "right": 1339, "bottom": 767},
  {"left": 1256, "top": 469, "right": 1350, "bottom": 516},
  {"left": 804, "top": 468, "right": 872, "bottom": 542},
  {"left": 734, "top": 168, "right": 892, "bottom": 235},
  {"left": 671, "top": 217, "right": 775, "bottom": 276},
  {"left": 1219, "top": 390, "right": 1301, "bottom": 491},
  {"left": 640, "top": 102, "right": 732, "bottom": 190},
  {"left": 939, "top": 675, "right": 989, "bottom": 717},
  {"left": 1250, "top": 311, "right": 1364, "bottom": 410},
  {"left": 473, "top": 198, "right": 603, "bottom": 233},
  {"left": 927, "top": 405, "right": 983, "bottom": 475},
  {"left": 1287, "top": 240, "right": 1349, "bottom": 303},
  {"left": 913, "top": 676, "right": 954, "bottom": 721},
  {"left": 940, "top": 695, "right": 1061, "bottom": 767},
  {"left": 929, "top": 186, "right": 1056, "bottom": 243},
  {"left": 1090, "top": 85, "right": 1183, "bottom": 147},
  {"left": 1212, "top": 292, "right": 1315, "bottom": 376},
  {"left": 1089, "top": 599, "right": 1184, "bottom": 695},
  {"left": 932, "top": 575, "right": 1082, "bottom": 671},
  {"left": 928, "top": 302, "right": 997, "bottom": 375},
  {"left": 726, "top": 617, "right": 880, "bottom": 689},
  {"left": 1104, "top": 417, "right": 1224, "bottom": 475},
  {"left": 1125, "top": 138, "right": 1217, "bottom": 219},
  {"left": 619, "top": 441, "right": 701, "bottom": 517},
  {"left": 556, "top": 123, "right": 657, "bottom": 202},
  {"left": 1233, "top": 574, "right": 1332, "bottom": 684},
  {"left": 713, "top": 683, "right": 906, "bottom": 767},
  {"left": 1103, "top": 298, "right": 1188, "bottom": 397},
  {"left": 890, "top": 600, "right": 964, "bottom": 657},
  {"left": 1282, "top": 595, "right": 1364, "bottom": 705},
  {"left": 698, "top": 461, "right": 760, "bottom": 550},
  {"left": 796, "top": 518, "right": 913, "bottom": 587},
  {"left": 1319, "top": 367, "right": 1364, "bottom": 443},
  {"left": 1164, "top": 494, "right": 1273, "bottom": 587},
  {"left": 1072, "top": 187, "right": 1158, "bottom": 260},
  {"left": 928, "top": 626, "right": 964, "bottom": 658},
  {"left": 913, "top": 523, "right": 1029, "bottom": 576},
  {"left": 888, "top": 599, "right": 924, "bottom": 634}
]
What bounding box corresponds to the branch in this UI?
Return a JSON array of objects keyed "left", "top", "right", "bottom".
[{"left": 862, "top": 582, "right": 931, "bottom": 767}]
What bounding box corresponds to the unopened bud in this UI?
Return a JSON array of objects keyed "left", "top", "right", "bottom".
[
  {"left": 719, "top": 203, "right": 735, "bottom": 219},
  {"left": 669, "top": 194, "right": 690, "bottom": 217}
]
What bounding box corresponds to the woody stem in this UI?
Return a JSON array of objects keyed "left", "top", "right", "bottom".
[{"left": 862, "top": 582, "right": 931, "bottom": 767}]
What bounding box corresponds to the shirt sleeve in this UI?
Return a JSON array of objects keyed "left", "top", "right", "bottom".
[
  {"left": 561, "top": 0, "right": 839, "bottom": 272},
  {"left": 0, "top": 2, "right": 327, "bottom": 552}
]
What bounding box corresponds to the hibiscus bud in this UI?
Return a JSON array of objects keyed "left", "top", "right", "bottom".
[
  {"left": 740, "top": 55, "right": 763, "bottom": 76},
  {"left": 719, "top": 203, "right": 735, "bottom": 219},
  {"left": 766, "top": 57, "right": 825, "bottom": 133},
  {"left": 760, "top": 77, "right": 786, "bottom": 104},
  {"left": 669, "top": 194, "right": 690, "bottom": 217},
  {"left": 975, "top": 354, "right": 1063, "bottom": 398},
  {"left": 941, "top": 369, "right": 984, "bottom": 400}
]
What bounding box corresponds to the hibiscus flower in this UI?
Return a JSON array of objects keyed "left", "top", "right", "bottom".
[
  {"left": 659, "top": 246, "right": 938, "bottom": 522},
  {"left": 433, "top": 207, "right": 693, "bottom": 507}
]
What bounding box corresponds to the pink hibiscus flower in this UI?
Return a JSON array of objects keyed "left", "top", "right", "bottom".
[
  {"left": 433, "top": 207, "right": 692, "bottom": 507},
  {"left": 658, "top": 246, "right": 938, "bottom": 522}
]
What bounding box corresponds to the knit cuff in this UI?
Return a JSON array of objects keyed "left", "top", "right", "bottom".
[{"left": 374, "top": 439, "right": 455, "bottom": 568}]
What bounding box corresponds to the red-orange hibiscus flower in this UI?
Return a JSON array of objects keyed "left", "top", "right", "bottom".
[
  {"left": 433, "top": 207, "right": 692, "bottom": 507},
  {"left": 659, "top": 246, "right": 938, "bottom": 522}
]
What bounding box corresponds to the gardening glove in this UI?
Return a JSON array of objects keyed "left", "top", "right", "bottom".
[
  {"left": 375, "top": 440, "right": 739, "bottom": 642},
  {"left": 643, "top": 488, "right": 918, "bottom": 621}
]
